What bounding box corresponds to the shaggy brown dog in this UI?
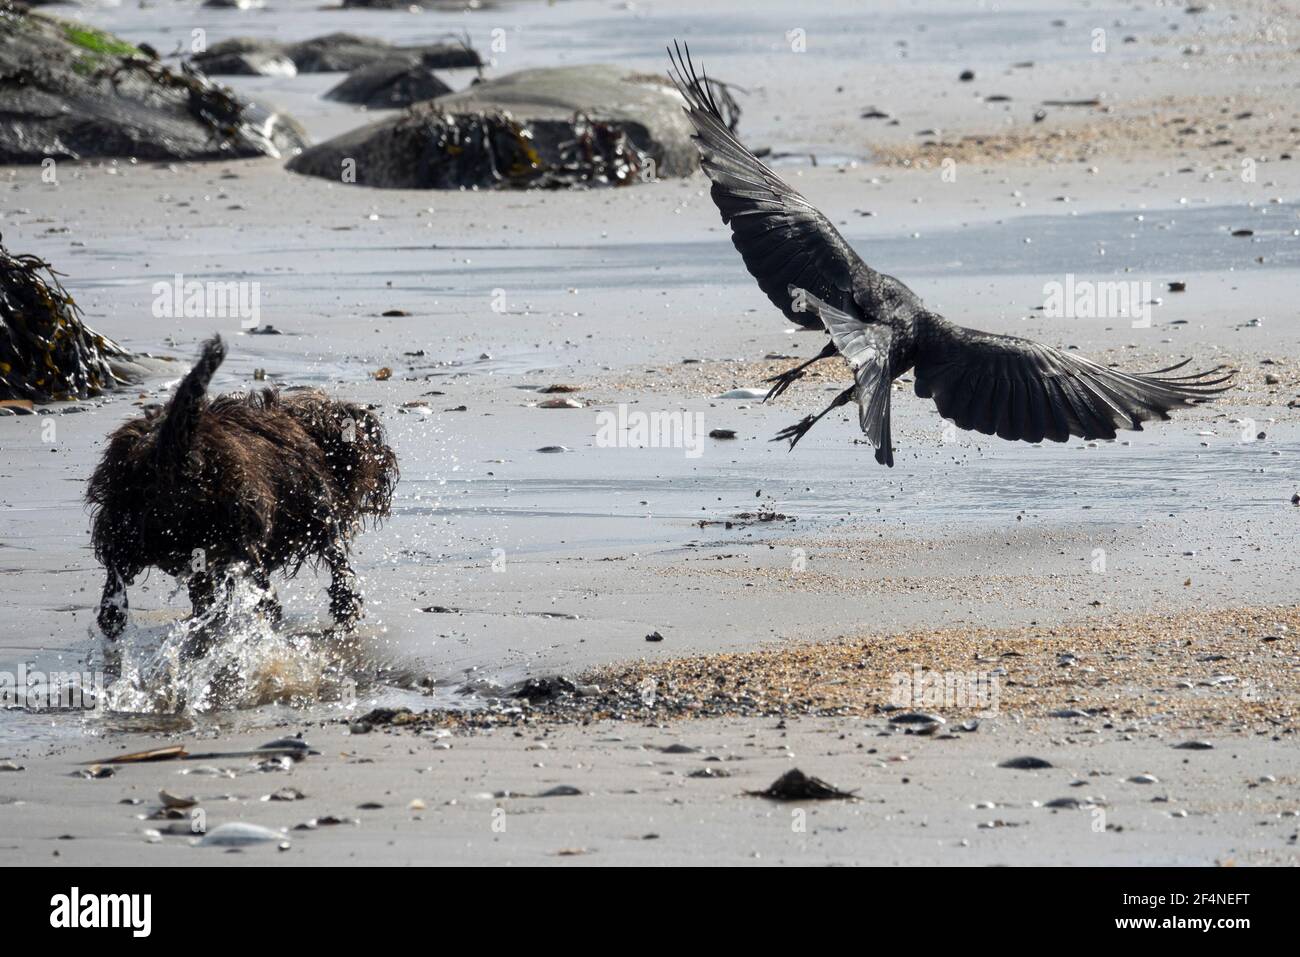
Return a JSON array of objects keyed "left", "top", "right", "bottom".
[{"left": 87, "top": 336, "right": 398, "bottom": 644}]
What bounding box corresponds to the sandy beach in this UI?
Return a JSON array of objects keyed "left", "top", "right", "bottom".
[{"left": 1, "top": 0, "right": 1297, "bottom": 867}]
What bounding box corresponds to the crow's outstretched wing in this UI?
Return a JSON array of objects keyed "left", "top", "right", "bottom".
[
  {"left": 668, "top": 42, "right": 922, "bottom": 330},
  {"left": 669, "top": 42, "right": 1234, "bottom": 453},
  {"left": 913, "top": 318, "right": 1234, "bottom": 443},
  {"left": 792, "top": 286, "right": 895, "bottom": 465}
]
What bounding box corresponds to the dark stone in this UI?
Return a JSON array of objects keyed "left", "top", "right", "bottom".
[
  {"left": 355, "top": 706, "right": 412, "bottom": 726},
  {"left": 194, "top": 33, "right": 481, "bottom": 76},
  {"left": 511, "top": 676, "right": 578, "bottom": 701},
  {"left": 998, "top": 755, "right": 1054, "bottom": 770},
  {"left": 191, "top": 50, "right": 297, "bottom": 78},
  {"left": 325, "top": 59, "right": 453, "bottom": 109}
]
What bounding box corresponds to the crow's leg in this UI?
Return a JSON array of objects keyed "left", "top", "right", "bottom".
[
  {"left": 772, "top": 385, "right": 856, "bottom": 450},
  {"left": 764, "top": 340, "right": 838, "bottom": 402},
  {"left": 97, "top": 567, "right": 130, "bottom": 640},
  {"left": 325, "top": 541, "right": 362, "bottom": 631}
]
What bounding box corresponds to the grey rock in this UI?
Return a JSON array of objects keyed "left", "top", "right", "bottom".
[
  {"left": 193, "top": 51, "right": 297, "bottom": 78},
  {"left": 193, "top": 33, "right": 480, "bottom": 76},
  {"left": 287, "top": 65, "right": 700, "bottom": 190},
  {"left": 325, "top": 59, "right": 453, "bottom": 109},
  {"left": 0, "top": 7, "right": 306, "bottom": 163}
]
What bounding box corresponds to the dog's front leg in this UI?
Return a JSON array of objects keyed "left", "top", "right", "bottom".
[
  {"left": 97, "top": 568, "right": 129, "bottom": 640},
  {"left": 325, "top": 543, "right": 362, "bottom": 630},
  {"left": 251, "top": 565, "right": 283, "bottom": 627}
]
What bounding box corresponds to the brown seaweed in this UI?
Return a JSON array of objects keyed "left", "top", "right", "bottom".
[
  {"left": 0, "top": 234, "right": 133, "bottom": 402},
  {"left": 746, "top": 768, "right": 858, "bottom": 801},
  {"left": 394, "top": 108, "right": 653, "bottom": 190}
]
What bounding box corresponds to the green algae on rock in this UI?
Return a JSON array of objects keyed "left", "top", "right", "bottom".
[{"left": 0, "top": 0, "right": 307, "bottom": 162}]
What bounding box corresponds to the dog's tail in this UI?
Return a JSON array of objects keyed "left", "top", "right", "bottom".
[{"left": 155, "top": 335, "right": 225, "bottom": 472}]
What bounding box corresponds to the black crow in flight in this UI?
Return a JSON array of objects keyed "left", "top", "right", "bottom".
[{"left": 667, "top": 43, "right": 1233, "bottom": 466}]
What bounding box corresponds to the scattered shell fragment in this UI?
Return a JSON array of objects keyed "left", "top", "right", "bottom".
[
  {"left": 889, "top": 712, "right": 945, "bottom": 725},
  {"left": 199, "top": 822, "right": 284, "bottom": 847}
]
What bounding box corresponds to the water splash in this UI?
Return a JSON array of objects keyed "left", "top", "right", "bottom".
[{"left": 92, "top": 571, "right": 365, "bottom": 726}]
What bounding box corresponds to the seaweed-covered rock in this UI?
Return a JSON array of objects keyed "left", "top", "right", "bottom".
[
  {"left": 287, "top": 65, "right": 700, "bottom": 189},
  {"left": 325, "top": 59, "right": 452, "bottom": 109},
  {"left": 0, "top": 236, "right": 148, "bottom": 402},
  {"left": 192, "top": 33, "right": 480, "bottom": 75},
  {"left": 0, "top": 1, "right": 307, "bottom": 162}
]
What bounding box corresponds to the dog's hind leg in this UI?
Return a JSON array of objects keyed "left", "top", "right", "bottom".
[
  {"left": 97, "top": 567, "right": 130, "bottom": 640},
  {"left": 188, "top": 572, "right": 217, "bottom": 620},
  {"left": 324, "top": 541, "right": 362, "bottom": 630}
]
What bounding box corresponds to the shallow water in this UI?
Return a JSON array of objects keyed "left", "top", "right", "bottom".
[
  {"left": 6, "top": 185, "right": 1293, "bottom": 744},
  {"left": 8, "top": 410, "right": 1286, "bottom": 745}
]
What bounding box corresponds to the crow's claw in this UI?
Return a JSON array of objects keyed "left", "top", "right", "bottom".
[{"left": 771, "top": 415, "right": 816, "bottom": 450}]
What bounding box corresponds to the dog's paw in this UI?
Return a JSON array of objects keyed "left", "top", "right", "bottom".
[
  {"left": 97, "top": 604, "right": 127, "bottom": 641},
  {"left": 90, "top": 639, "right": 122, "bottom": 679},
  {"left": 329, "top": 593, "right": 362, "bottom": 630}
]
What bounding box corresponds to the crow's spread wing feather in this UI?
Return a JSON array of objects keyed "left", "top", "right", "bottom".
[
  {"left": 791, "top": 286, "right": 896, "bottom": 465},
  {"left": 669, "top": 42, "right": 921, "bottom": 330},
  {"left": 914, "top": 318, "right": 1234, "bottom": 444}
]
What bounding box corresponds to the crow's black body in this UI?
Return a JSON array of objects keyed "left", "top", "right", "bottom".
[{"left": 668, "top": 44, "right": 1233, "bottom": 466}]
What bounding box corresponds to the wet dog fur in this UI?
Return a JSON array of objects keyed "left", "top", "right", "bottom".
[{"left": 86, "top": 335, "right": 398, "bottom": 648}]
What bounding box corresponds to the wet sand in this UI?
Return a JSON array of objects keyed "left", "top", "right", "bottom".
[{"left": 1, "top": 0, "right": 1298, "bottom": 864}]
